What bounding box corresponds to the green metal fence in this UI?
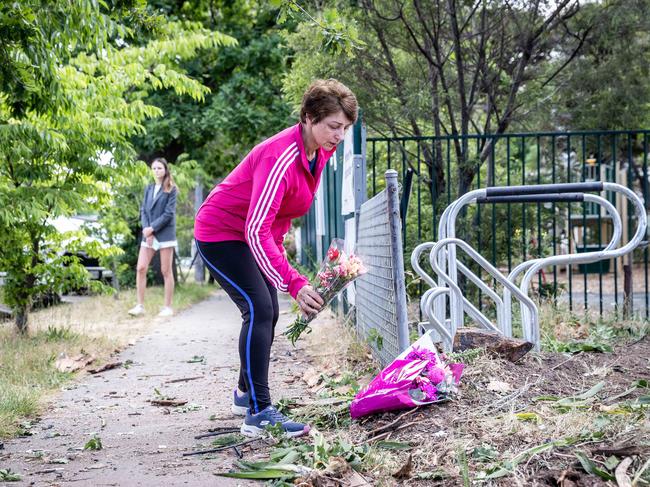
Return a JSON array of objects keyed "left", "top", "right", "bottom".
[
  {"left": 367, "top": 130, "right": 650, "bottom": 318},
  {"left": 299, "top": 144, "right": 346, "bottom": 269}
]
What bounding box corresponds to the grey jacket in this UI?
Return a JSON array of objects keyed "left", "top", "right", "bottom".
[{"left": 140, "top": 183, "right": 177, "bottom": 242}]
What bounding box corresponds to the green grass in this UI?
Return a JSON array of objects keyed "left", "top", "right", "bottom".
[
  {"left": 0, "top": 329, "right": 80, "bottom": 437},
  {"left": 0, "top": 282, "right": 214, "bottom": 438},
  {"left": 539, "top": 301, "right": 649, "bottom": 352}
]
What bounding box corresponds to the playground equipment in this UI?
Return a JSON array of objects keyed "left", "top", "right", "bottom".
[{"left": 412, "top": 181, "right": 647, "bottom": 352}]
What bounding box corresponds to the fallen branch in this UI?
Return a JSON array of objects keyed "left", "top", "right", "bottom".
[
  {"left": 164, "top": 376, "right": 205, "bottom": 384},
  {"left": 88, "top": 362, "right": 123, "bottom": 374},
  {"left": 182, "top": 437, "right": 263, "bottom": 457},
  {"left": 481, "top": 381, "right": 532, "bottom": 414},
  {"left": 367, "top": 407, "right": 421, "bottom": 438},
  {"left": 550, "top": 353, "right": 581, "bottom": 371},
  {"left": 361, "top": 421, "right": 419, "bottom": 445},
  {"left": 150, "top": 399, "right": 187, "bottom": 407},
  {"left": 194, "top": 427, "right": 240, "bottom": 440},
  {"left": 592, "top": 445, "right": 648, "bottom": 457}
]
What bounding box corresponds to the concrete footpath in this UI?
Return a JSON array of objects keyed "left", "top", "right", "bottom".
[{"left": 1, "top": 291, "right": 309, "bottom": 486}]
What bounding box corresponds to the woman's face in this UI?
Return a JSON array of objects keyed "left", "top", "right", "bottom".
[
  {"left": 151, "top": 161, "right": 166, "bottom": 182},
  {"left": 308, "top": 111, "right": 353, "bottom": 152}
]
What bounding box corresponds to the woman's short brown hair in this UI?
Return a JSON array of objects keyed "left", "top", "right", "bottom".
[{"left": 300, "top": 79, "right": 358, "bottom": 126}]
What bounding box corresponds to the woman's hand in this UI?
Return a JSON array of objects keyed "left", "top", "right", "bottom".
[
  {"left": 146, "top": 235, "right": 154, "bottom": 247},
  {"left": 296, "top": 285, "right": 324, "bottom": 317},
  {"left": 143, "top": 226, "right": 154, "bottom": 238}
]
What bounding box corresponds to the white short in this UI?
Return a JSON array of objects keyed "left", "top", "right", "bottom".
[{"left": 141, "top": 238, "right": 177, "bottom": 251}]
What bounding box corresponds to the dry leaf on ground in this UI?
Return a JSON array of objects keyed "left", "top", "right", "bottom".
[
  {"left": 487, "top": 380, "right": 512, "bottom": 393},
  {"left": 55, "top": 353, "right": 95, "bottom": 373}
]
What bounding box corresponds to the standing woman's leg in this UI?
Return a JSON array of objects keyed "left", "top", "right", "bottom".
[
  {"left": 135, "top": 245, "right": 155, "bottom": 305},
  {"left": 159, "top": 247, "right": 175, "bottom": 308}
]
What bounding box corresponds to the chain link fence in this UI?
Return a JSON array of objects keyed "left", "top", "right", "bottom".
[{"left": 355, "top": 170, "right": 409, "bottom": 366}]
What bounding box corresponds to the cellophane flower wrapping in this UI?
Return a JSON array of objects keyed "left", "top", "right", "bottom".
[
  {"left": 350, "top": 332, "right": 464, "bottom": 418},
  {"left": 284, "top": 238, "right": 367, "bottom": 345}
]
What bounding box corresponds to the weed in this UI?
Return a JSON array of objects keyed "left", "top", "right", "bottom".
[
  {"left": 211, "top": 434, "right": 245, "bottom": 448},
  {"left": 186, "top": 355, "right": 205, "bottom": 364},
  {"left": 174, "top": 403, "right": 203, "bottom": 413},
  {"left": 471, "top": 443, "right": 498, "bottom": 462},
  {"left": 0, "top": 469, "right": 21, "bottom": 481},
  {"left": 448, "top": 347, "right": 484, "bottom": 365},
  {"left": 456, "top": 447, "right": 470, "bottom": 487},
  {"left": 83, "top": 435, "right": 102, "bottom": 451},
  {"left": 366, "top": 328, "right": 383, "bottom": 351},
  {"left": 44, "top": 325, "right": 78, "bottom": 342}
]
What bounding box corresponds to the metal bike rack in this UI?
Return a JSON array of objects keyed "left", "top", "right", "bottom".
[
  {"left": 502, "top": 193, "right": 622, "bottom": 338},
  {"left": 412, "top": 243, "right": 502, "bottom": 333},
  {"left": 412, "top": 181, "right": 647, "bottom": 352},
  {"left": 516, "top": 183, "right": 646, "bottom": 343}
]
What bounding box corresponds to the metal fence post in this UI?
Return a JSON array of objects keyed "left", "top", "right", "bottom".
[
  {"left": 385, "top": 170, "right": 410, "bottom": 352},
  {"left": 354, "top": 115, "right": 367, "bottom": 216}
]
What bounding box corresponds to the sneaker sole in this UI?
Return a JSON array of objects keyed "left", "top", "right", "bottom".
[
  {"left": 231, "top": 404, "right": 248, "bottom": 416},
  {"left": 240, "top": 423, "right": 310, "bottom": 438}
]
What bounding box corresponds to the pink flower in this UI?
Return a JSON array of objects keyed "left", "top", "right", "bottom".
[
  {"left": 406, "top": 346, "right": 438, "bottom": 365},
  {"left": 414, "top": 376, "right": 438, "bottom": 401},
  {"left": 427, "top": 366, "right": 446, "bottom": 385},
  {"left": 327, "top": 247, "right": 340, "bottom": 261},
  {"left": 449, "top": 363, "right": 464, "bottom": 384}
]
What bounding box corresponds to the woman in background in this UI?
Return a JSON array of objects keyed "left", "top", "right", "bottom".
[{"left": 129, "top": 157, "right": 178, "bottom": 318}]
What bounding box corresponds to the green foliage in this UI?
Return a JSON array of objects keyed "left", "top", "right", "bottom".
[
  {"left": 549, "top": 0, "right": 650, "bottom": 130},
  {"left": 574, "top": 450, "right": 615, "bottom": 481},
  {"left": 132, "top": 1, "right": 293, "bottom": 180},
  {"left": 44, "top": 326, "right": 78, "bottom": 343},
  {"left": 0, "top": 1, "right": 234, "bottom": 332},
  {"left": 0, "top": 469, "right": 21, "bottom": 482},
  {"left": 83, "top": 435, "right": 103, "bottom": 451},
  {"left": 218, "top": 432, "right": 368, "bottom": 483},
  {"left": 276, "top": 1, "right": 365, "bottom": 57},
  {"left": 365, "top": 328, "right": 383, "bottom": 351}
]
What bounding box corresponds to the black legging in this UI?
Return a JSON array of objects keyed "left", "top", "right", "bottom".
[{"left": 196, "top": 240, "right": 279, "bottom": 414}]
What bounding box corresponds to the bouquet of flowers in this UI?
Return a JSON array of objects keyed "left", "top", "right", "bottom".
[
  {"left": 285, "top": 238, "right": 367, "bottom": 345},
  {"left": 350, "top": 331, "right": 464, "bottom": 418}
]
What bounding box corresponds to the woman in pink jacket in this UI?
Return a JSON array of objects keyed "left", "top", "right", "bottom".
[{"left": 194, "top": 79, "right": 358, "bottom": 437}]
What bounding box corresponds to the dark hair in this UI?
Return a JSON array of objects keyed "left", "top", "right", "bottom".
[
  {"left": 151, "top": 157, "right": 177, "bottom": 193},
  {"left": 300, "top": 79, "right": 358, "bottom": 126}
]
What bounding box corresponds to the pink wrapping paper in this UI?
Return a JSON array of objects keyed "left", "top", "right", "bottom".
[{"left": 350, "top": 332, "right": 464, "bottom": 419}]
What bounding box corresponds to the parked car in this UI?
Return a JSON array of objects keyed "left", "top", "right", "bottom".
[{"left": 52, "top": 215, "right": 113, "bottom": 284}]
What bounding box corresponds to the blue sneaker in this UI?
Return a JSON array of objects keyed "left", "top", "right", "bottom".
[
  {"left": 241, "top": 405, "right": 310, "bottom": 438},
  {"left": 231, "top": 389, "right": 249, "bottom": 416}
]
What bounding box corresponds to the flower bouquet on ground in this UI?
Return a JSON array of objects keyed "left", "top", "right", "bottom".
[
  {"left": 350, "top": 331, "right": 464, "bottom": 418},
  {"left": 285, "top": 238, "right": 367, "bottom": 345}
]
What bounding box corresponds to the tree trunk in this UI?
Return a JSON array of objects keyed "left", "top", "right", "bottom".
[
  {"left": 15, "top": 306, "right": 28, "bottom": 335},
  {"left": 111, "top": 258, "right": 120, "bottom": 299}
]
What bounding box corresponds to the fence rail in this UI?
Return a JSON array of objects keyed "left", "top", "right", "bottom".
[{"left": 368, "top": 130, "right": 650, "bottom": 318}]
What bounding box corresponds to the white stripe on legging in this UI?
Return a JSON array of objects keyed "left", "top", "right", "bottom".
[{"left": 246, "top": 143, "right": 298, "bottom": 291}]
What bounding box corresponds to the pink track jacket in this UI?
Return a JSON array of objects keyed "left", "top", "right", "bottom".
[{"left": 194, "top": 124, "right": 335, "bottom": 299}]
